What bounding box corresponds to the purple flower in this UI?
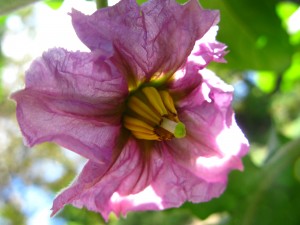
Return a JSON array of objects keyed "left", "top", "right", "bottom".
[{"left": 12, "top": 0, "right": 249, "bottom": 221}]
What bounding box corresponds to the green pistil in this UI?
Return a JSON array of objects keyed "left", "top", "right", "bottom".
[
  {"left": 160, "top": 118, "right": 186, "bottom": 139},
  {"left": 174, "top": 122, "right": 186, "bottom": 138}
]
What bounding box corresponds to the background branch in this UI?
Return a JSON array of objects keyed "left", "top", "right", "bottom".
[{"left": 96, "top": 0, "right": 108, "bottom": 9}]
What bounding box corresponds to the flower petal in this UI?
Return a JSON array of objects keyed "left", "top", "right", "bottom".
[
  {"left": 151, "top": 149, "right": 226, "bottom": 207},
  {"left": 71, "top": 0, "right": 219, "bottom": 80},
  {"left": 109, "top": 147, "right": 227, "bottom": 215},
  {"left": 168, "top": 26, "right": 227, "bottom": 97},
  {"left": 167, "top": 70, "right": 249, "bottom": 182},
  {"left": 188, "top": 26, "right": 228, "bottom": 69},
  {"left": 51, "top": 139, "right": 227, "bottom": 220},
  {"left": 51, "top": 138, "right": 163, "bottom": 221},
  {"left": 168, "top": 61, "right": 203, "bottom": 100},
  {"left": 12, "top": 48, "right": 128, "bottom": 163},
  {"left": 24, "top": 48, "right": 127, "bottom": 100}
]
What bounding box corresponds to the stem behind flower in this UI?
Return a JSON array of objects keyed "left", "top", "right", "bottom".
[{"left": 96, "top": 0, "right": 108, "bottom": 9}]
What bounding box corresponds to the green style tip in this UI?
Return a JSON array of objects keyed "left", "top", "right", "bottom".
[{"left": 174, "top": 122, "right": 186, "bottom": 138}]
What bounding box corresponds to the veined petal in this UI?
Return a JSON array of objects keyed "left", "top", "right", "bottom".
[
  {"left": 173, "top": 69, "right": 234, "bottom": 110},
  {"left": 51, "top": 140, "right": 227, "bottom": 221},
  {"left": 168, "top": 108, "right": 247, "bottom": 183},
  {"left": 12, "top": 48, "right": 128, "bottom": 163},
  {"left": 151, "top": 148, "right": 226, "bottom": 207},
  {"left": 71, "top": 0, "right": 219, "bottom": 80},
  {"left": 12, "top": 91, "right": 121, "bottom": 163},
  {"left": 110, "top": 147, "right": 227, "bottom": 214},
  {"left": 168, "top": 26, "right": 227, "bottom": 98},
  {"left": 51, "top": 138, "right": 164, "bottom": 221},
  {"left": 167, "top": 61, "right": 203, "bottom": 100},
  {"left": 188, "top": 26, "right": 228, "bottom": 69},
  {"left": 167, "top": 70, "right": 249, "bottom": 182},
  {"left": 24, "top": 48, "right": 127, "bottom": 102}
]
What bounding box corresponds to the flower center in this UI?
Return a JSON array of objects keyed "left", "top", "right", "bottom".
[{"left": 123, "top": 86, "right": 186, "bottom": 141}]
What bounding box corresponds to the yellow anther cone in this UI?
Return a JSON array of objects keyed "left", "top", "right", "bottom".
[
  {"left": 124, "top": 86, "right": 186, "bottom": 141},
  {"left": 142, "top": 87, "right": 168, "bottom": 116}
]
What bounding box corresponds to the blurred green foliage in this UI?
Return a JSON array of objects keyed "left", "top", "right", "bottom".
[
  {"left": 0, "top": 0, "right": 40, "bottom": 15},
  {"left": 202, "top": 0, "right": 294, "bottom": 72},
  {"left": 0, "top": 0, "right": 300, "bottom": 225}
]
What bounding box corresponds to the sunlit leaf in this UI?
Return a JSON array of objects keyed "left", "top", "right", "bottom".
[
  {"left": 0, "top": 15, "right": 6, "bottom": 25},
  {"left": 276, "top": 2, "right": 299, "bottom": 30},
  {"left": 282, "top": 117, "right": 300, "bottom": 139},
  {"left": 45, "top": 0, "right": 64, "bottom": 10},
  {"left": 281, "top": 52, "right": 300, "bottom": 92},
  {"left": 256, "top": 71, "right": 277, "bottom": 93},
  {"left": 201, "top": 0, "right": 294, "bottom": 72},
  {"left": 290, "top": 30, "right": 300, "bottom": 45}
]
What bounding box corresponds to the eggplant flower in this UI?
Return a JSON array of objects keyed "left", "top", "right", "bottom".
[{"left": 12, "top": 0, "right": 249, "bottom": 221}]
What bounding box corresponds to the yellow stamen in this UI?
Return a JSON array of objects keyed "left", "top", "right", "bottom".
[
  {"left": 131, "top": 131, "right": 160, "bottom": 140},
  {"left": 124, "top": 86, "right": 186, "bottom": 141},
  {"left": 159, "top": 91, "right": 177, "bottom": 115},
  {"left": 124, "top": 116, "right": 154, "bottom": 134},
  {"left": 142, "top": 87, "right": 168, "bottom": 116},
  {"left": 128, "top": 96, "right": 161, "bottom": 124}
]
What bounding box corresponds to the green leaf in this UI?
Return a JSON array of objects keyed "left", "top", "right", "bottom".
[
  {"left": 135, "top": 0, "right": 147, "bottom": 5},
  {"left": 0, "top": 0, "right": 40, "bottom": 15},
  {"left": 282, "top": 117, "right": 300, "bottom": 139},
  {"left": 276, "top": 2, "right": 299, "bottom": 30},
  {"left": 237, "top": 138, "right": 300, "bottom": 225},
  {"left": 45, "top": 0, "right": 64, "bottom": 10},
  {"left": 137, "top": 0, "right": 191, "bottom": 5},
  {"left": 201, "top": 0, "right": 294, "bottom": 72},
  {"left": 175, "top": 0, "right": 189, "bottom": 4},
  {"left": 0, "top": 15, "right": 6, "bottom": 25},
  {"left": 96, "top": 0, "right": 107, "bottom": 9},
  {"left": 117, "top": 210, "right": 193, "bottom": 225},
  {"left": 281, "top": 52, "right": 300, "bottom": 92},
  {"left": 256, "top": 71, "right": 277, "bottom": 93}
]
